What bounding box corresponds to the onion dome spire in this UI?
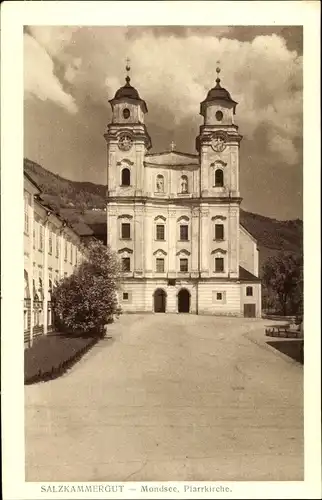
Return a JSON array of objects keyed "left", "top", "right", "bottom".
[
  {"left": 215, "top": 62, "right": 221, "bottom": 87},
  {"left": 125, "top": 57, "right": 131, "bottom": 85},
  {"left": 109, "top": 57, "right": 148, "bottom": 114},
  {"left": 200, "top": 60, "right": 238, "bottom": 115}
]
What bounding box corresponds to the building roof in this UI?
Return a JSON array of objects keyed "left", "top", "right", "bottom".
[
  {"left": 114, "top": 77, "right": 140, "bottom": 100},
  {"left": 239, "top": 266, "right": 261, "bottom": 282},
  {"left": 24, "top": 170, "right": 42, "bottom": 192},
  {"left": 204, "top": 81, "right": 237, "bottom": 106},
  {"left": 71, "top": 222, "right": 94, "bottom": 237},
  {"left": 145, "top": 151, "right": 199, "bottom": 167},
  {"left": 200, "top": 69, "right": 238, "bottom": 115},
  {"left": 109, "top": 76, "right": 148, "bottom": 113}
]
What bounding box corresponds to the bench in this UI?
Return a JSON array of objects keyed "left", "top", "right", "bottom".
[{"left": 265, "top": 323, "right": 301, "bottom": 338}]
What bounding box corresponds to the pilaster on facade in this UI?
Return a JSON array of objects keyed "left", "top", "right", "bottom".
[
  {"left": 134, "top": 205, "right": 145, "bottom": 275},
  {"left": 200, "top": 206, "right": 210, "bottom": 276}
]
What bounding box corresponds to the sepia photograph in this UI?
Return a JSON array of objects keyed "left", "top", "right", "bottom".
[
  {"left": 23, "top": 23, "right": 304, "bottom": 482},
  {"left": 1, "top": 2, "right": 321, "bottom": 499}
]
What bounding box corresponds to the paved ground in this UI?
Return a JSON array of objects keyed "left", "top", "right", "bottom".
[{"left": 25, "top": 314, "right": 303, "bottom": 482}]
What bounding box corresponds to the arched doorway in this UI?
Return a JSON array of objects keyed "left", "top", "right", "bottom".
[
  {"left": 154, "top": 288, "right": 166, "bottom": 313},
  {"left": 178, "top": 289, "right": 190, "bottom": 313}
]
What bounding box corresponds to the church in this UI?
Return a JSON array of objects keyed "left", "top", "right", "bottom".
[{"left": 105, "top": 65, "right": 261, "bottom": 317}]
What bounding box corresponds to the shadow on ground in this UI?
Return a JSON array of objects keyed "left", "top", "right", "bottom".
[{"left": 267, "top": 340, "right": 304, "bottom": 364}]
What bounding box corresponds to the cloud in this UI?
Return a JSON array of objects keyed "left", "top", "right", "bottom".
[
  {"left": 24, "top": 31, "right": 78, "bottom": 114},
  {"left": 24, "top": 26, "right": 302, "bottom": 166}
]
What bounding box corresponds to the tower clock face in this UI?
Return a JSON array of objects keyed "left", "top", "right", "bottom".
[
  {"left": 211, "top": 135, "right": 226, "bottom": 152},
  {"left": 118, "top": 134, "right": 133, "bottom": 151}
]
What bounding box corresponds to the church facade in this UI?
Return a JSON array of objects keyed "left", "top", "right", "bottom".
[{"left": 105, "top": 67, "right": 261, "bottom": 317}]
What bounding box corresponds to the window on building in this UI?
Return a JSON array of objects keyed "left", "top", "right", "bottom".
[
  {"left": 33, "top": 226, "right": 36, "bottom": 249},
  {"left": 122, "top": 257, "right": 131, "bottom": 272},
  {"left": 38, "top": 275, "right": 43, "bottom": 300},
  {"left": 121, "top": 223, "right": 131, "bottom": 239},
  {"left": 123, "top": 292, "right": 129, "bottom": 300},
  {"left": 246, "top": 286, "right": 253, "bottom": 296},
  {"left": 64, "top": 240, "right": 68, "bottom": 261},
  {"left": 48, "top": 231, "right": 53, "bottom": 254},
  {"left": 215, "top": 257, "right": 224, "bottom": 272},
  {"left": 70, "top": 244, "right": 73, "bottom": 264},
  {"left": 215, "top": 224, "right": 224, "bottom": 240},
  {"left": 38, "top": 225, "right": 43, "bottom": 251},
  {"left": 48, "top": 271, "right": 53, "bottom": 296},
  {"left": 180, "top": 175, "right": 188, "bottom": 193},
  {"left": 180, "top": 225, "right": 189, "bottom": 241},
  {"left": 156, "top": 258, "right": 165, "bottom": 273},
  {"left": 123, "top": 108, "right": 130, "bottom": 119},
  {"left": 24, "top": 192, "right": 29, "bottom": 234},
  {"left": 215, "top": 169, "right": 224, "bottom": 187},
  {"left": 156, "top": 224, "right": 165, "bottom": 240},
  {"left": 121, "top": 168, "right": 131, "bottom": 186},
  {"left": 217, "top": 292, "right": 223, "bottom": 301},
  {"left": 180, "top": 258, "right": 188, "bottom": 272},
  {"left": 156, "top": 174, "right": 164, "bottom": 193},
  {"left": 56, "top": 235, "right": 60, "bottom": 258}
]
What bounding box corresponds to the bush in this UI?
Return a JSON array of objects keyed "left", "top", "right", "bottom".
[{"left": 52, "top": 239, "right": 121, "bottom": 335}]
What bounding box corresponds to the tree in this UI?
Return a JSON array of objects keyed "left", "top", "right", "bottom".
[
  {"left": 262, "top": 251, "right": 303, "bottom": 316},
  {"left": 52, "top": 239, "right": 122, "bottom": 336}
]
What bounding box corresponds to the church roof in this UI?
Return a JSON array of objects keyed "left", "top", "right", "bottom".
[
  {"left": 114, "top": 78, "right": 140, "bottom": 100},
  {"left": 109, "top": 75, "right": 148, "bottom": 113},
  {"left": 200, "top": 67, "right": 238, "bottom": 114},
  {"left": 204, "top": 81, "right": 237, "bottom": 106},
  {"left": 239, "top": 266, "right": 261, "bottom": 282},
  {"left": 145, "top": 151, "right": 199, "bottom": 167}
]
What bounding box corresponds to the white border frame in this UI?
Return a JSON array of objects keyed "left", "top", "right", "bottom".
[{"left": 1, "top": 1, "right": 321, "bottom": 499}]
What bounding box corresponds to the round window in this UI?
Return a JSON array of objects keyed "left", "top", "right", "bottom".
[
  {"left": 215, "top": 110, "right": 223, "bottom": 121},
  {"left": 123, "top": 108, "right": 130, "bottom": 119}
]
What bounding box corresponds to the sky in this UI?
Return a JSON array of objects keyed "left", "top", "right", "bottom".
[{"left": 24, "top": 26, "right": 303, "bottom": 220}]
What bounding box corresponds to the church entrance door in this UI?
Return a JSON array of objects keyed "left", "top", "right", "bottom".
[
  {"left": 178, "top": 289, "right": 190, "bottom": 313},
  {"left": 154, "top": 289, "right": 166, "bottom": 313}
]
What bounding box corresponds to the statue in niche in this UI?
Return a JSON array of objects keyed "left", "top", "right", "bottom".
[
  {"left": 156, "top": 175, "right": 164, "bottom": 193},
  {"left": 181, "top": 176, "right": 188, "bottom": 193}
]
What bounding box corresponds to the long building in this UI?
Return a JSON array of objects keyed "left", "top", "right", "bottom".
[
  {"left": 105, "top": 66, "right": 261, "bottom": 316},
  {"left": 23, "top": 170, "right": 91, "bottom": 347}
]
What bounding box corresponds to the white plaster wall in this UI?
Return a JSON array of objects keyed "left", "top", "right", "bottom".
[
  {"left": 240, "top": 283, "right": 262, "bottom": 318},
  {"left": 119, "top": 279, "right": 197, "bottom": 314},
  {"left": 197, "top": 281, "right": 242, "bottom": 316},
  {"left": 239, "top": 226, "right": 258, "bottom": 277},
  {"left": 205, "top": 102, "right": 234, "bottom": 126}
]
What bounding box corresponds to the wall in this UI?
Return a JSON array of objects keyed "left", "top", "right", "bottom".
[
  {"left": 24, "top": 174, "right": 86, "bottom": 347},
  {"left": 240, "top": 283, "right": 262, "bottom": 318},
  {"left": 239, "top": 225, "right": 259, "bottom": 276},
  {"left": 119, "top": 279, "right": 244, "bottom": 316},
  {"left": 197, "top": 281, "right": 241, "bottom": 316}
]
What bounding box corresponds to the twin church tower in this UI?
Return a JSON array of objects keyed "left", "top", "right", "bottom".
[{"left": 104, "top": 63, "right": 261, "bottom": 316}]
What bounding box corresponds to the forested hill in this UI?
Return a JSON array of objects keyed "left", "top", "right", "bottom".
[
  {"left": 24, "top": 158, "right": 303, "bottom": 264},
  {"left": 24, "top": 158, "right": 107, "bottom": 210}
]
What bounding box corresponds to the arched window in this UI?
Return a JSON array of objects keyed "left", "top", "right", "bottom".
[
  {"left": 215, "top": 169, "right": 224, "bottom": 187},
  {"left": 156, "top": 174, "right": 164, "bottom": 193},
  {"left": 121, "top": 168, "right": 131, "bottom": 186},
  {"left": 180, "top": 175, "right": 188, "bottom": 193}
]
